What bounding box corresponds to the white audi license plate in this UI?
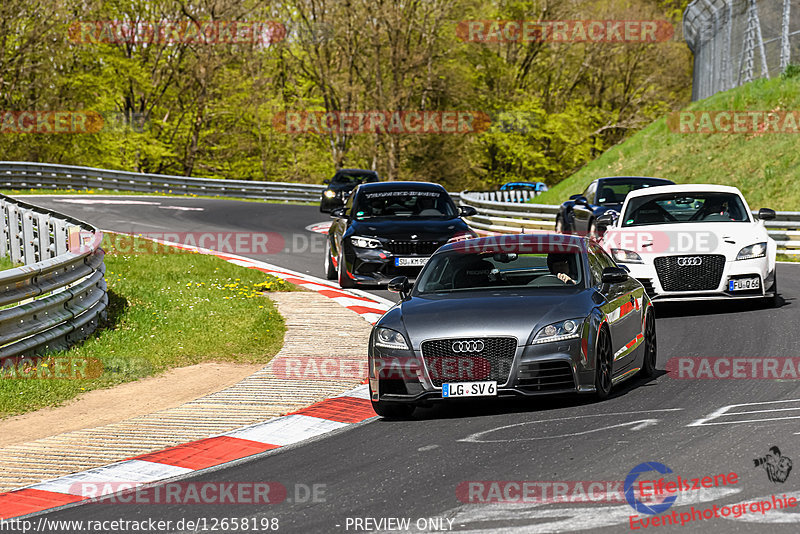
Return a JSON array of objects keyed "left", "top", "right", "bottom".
[
  {"left": 729, "top": 277, "right": 760, "bottom": 291},
  {"left": 442, "top": 381, "right": 498, "bottom": 398},
  {"left": 395, "top": 257, "right": 428, "bottom": 267}
]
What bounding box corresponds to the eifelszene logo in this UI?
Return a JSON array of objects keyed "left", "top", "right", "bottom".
[{"left": 624, "top": 462, "right": 677, "bottom": 515}]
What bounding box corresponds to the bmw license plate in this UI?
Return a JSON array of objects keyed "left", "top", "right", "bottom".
[
  {"left": 442, "top": 381, "right": 497, "bottom": 398},
  {"left": 395, "top": 257, "right": 428, "bottom": 267},
  {"left": 729, "top": 277, "right": 760, "bottom": 291}
]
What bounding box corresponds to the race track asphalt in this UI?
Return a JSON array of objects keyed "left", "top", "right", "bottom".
[{"left": 15, "top": 195, "right": 800, "bottom": 533}]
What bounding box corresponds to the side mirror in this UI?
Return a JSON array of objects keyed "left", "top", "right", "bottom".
[
  {"left": 596, "top": 212, "right": 617, "bottom": 231},
  {"left": 388, "top": 276, "right": 412, "bottom": 299},
  {"left": 574, "top": 196, "right": 589, "bottom": 206},
  {"left": 601, "top": 266, "right": 628, "bottom": 284},
  {"left": 459, "top": 205, "right": 478, "bottom": 217},
  {"left": 569, "top": 194, "right": 582, "bottom": 200},
  {"left": 330, "top": 207, "right": 348, "bottom": 218},
  {"left": 322, "top": 179, "right": 331, "bottom": 184},
  {"left": 758, "top": 208, "right": 776, "bottom": 221}
]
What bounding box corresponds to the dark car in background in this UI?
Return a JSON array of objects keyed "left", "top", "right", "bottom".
[
  {"left": 368, "top": 233, "right": 655, "bottom": 418},
  {"left": 325, "top": 181, "right": 478, "bottom": 288},
  {"left": 319, "top": 168, "right": 380, "bottom": 213},
  {"left": 555, "top": 176, "right": 674, "bottom": 237}
]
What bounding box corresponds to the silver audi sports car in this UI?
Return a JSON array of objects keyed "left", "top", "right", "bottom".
[{"left": 368, "top": 233, "right": 656, "bottom": 418}]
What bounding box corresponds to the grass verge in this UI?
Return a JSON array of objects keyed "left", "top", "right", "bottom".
[
  {"left": 0, "top": 238, "right": 296, "bottom": 418},
  {"left": 535, "top": 76, "right": 800, "bottom": 210}
]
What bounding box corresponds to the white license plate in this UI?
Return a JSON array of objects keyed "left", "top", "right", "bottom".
[
  {"left": 729, "top": 277, "right": 760, "bottom": 291},
  {"left": 442, "top": 381, "right": 498, "bottom": 398},
  {"left": 395, "top": 257, "right": 428, "bottom": 267}
]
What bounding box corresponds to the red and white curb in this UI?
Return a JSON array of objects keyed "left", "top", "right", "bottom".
[
  {"left": 0, "top": 234, "right": 390, "bottom": 520},
  {"left": 0, "top": 386, "right": 374, "bottom": 519}
]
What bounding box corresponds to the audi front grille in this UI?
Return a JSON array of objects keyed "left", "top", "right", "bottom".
[
  {"left": 386, "top": 240, "right": 445, "bottom": 255},
  {"left": 654, "top": 254, "right": 725, "bottom": 291},
  {"left": 420, "top": 337, "right": 517, "bottom": 388},
  {"left": 517, "top": 360, "right": 576, "bottom": 391}
]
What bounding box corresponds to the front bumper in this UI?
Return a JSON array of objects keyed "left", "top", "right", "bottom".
[
  {"left": 369, "top": 341, "right": 591, "bottom": 403},
  {"left": 623, "top": 256, "right": 775, "bottom": 301},
  {"left": 347, "top": 248, "right": 431, "bottom": 285}
]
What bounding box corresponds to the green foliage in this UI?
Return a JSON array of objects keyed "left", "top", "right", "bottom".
[{"left": 0, "top": 0, "right": 691, "bottom": 189}]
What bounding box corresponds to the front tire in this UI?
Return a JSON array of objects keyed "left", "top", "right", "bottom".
[
  {"left": 767, "top": 272, "right": 779, "bottom": 308},
  {"left": 594, "top": 326, "right": 613, "bottom": 400},
  {"left": 337, "top": 250, "right": 355, "bottom": 288},
  {"left": 324, "top": 239, "right": 336, "bottom": 280},
  {"left": 555, "top": 215, "right": 565, "bottom": 234},
  {"left": 640, "top": 310, "right": 657, "bottom": 378}
]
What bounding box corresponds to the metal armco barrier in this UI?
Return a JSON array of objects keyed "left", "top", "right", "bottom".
[
  {"left": 0, "top": 161, "right": 326, "bottom": 203},
  {"left": 458, "top": 191, "right": 800, "bottom": 256},
  {"left": 0, "top": 194, "right": 106, "bottom": 360}
]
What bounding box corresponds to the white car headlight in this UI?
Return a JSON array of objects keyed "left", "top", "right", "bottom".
[
  {"left": 351, "top": 236, "right": 382, "bottom": 249},
  {"left": 611, "top": 248, "right": 643, "bottom": 264},
  {"left": 532, "top": 318, "right": 584, "bottom": 345},
  {"left": 374, "top": 327, "right": 409, "bottom": 349},
  {"left": 323, "top": 190, "right": 336, "bottom": 198},
  {"left": 736, "top": 242, "right": 767, "bottom": 260}
]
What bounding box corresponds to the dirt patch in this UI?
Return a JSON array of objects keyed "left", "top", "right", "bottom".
[{"left": 0, "top": 362, "right": 262, "bottom": 447}]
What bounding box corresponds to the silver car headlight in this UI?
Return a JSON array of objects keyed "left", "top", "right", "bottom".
[
  {"left": 323, "top": 190, "right": 336, "bottom": 198},
  {"left": 736, "top": 242, "right": 767, "bottom": 260},
  {"left": 374, "top": 327, "right": 409, "bottom": 349},
  {"left": 351, "top": 236, "right": 381, "bottom": 249},
  {"left": 610, "top": 248, "right": 643, "bottom": 264},
  {"left": 532, "top": 318, "right": 584, "bottom": 345}
]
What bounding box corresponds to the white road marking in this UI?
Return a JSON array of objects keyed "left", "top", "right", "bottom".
[
  {"left": 157, "top": 206, "right": 204, "bottom": 211},
  {"left": 53, "top": 199, "right": 162, "bottom": 205},
  {"left": 688, "top": 398, "right": 800, "bottom": 427},
  {"left": 459, "top": 409, "right": 683, "bottom": 443},
  {"left": 438, "top": 487, "right": 740, "bottom": 533},
  {"left": 226, "top": 414, "right": 348, "bottom": 446}
]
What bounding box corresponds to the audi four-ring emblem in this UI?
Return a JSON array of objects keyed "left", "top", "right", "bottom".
[
  {"left": 452, "top": 340, "right": 485, "bottom": 353},
  {"left": 677, "top": 256, "right": 702, "bottom": 266}
]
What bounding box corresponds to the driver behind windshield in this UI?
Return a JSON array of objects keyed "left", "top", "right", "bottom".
[{"left": 547, "top": 253, "right": 576, "bottom": 284}]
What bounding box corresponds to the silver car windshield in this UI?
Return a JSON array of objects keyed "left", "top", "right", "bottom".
[
  {"left": 622, "top": 192, "right": 750, "bottom": 227},
  {"left": 415, "top": 251, "right": 585, "bottom": 293}
]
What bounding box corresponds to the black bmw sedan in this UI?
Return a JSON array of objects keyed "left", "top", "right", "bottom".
[
  {"left": 319, "top": 168, "right": 379, "bottom": 213},
  {"left": 325, "top": 181, "right": 478, "bottom": 288},
  {"left": 368, "top": 233, "right": 656, "bottom": 418}
]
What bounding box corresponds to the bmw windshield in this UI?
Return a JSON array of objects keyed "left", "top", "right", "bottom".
[
  {"left": 414, "top": 248, "right": 586, "bottom": 293},
  {"left": 622, "top": 192, "right": 751, "bottom": 227},
  {"left": 353, "top": 190, "right": 457, "bottom": 220}
]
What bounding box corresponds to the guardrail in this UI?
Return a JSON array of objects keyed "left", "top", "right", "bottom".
[
  {"left": 0, "top": 162, "right": 326, "bottom": 203},
  {"left": 458, "top": 191, "right": 800, "bottom": 256},
  {"left": 0, "top": 194, "right": 106, "bottom": 360}
]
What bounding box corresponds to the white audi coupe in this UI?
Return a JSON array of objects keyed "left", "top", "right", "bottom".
[{"left": 597, "top": 184, "right": 778, "bottom": 305}]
